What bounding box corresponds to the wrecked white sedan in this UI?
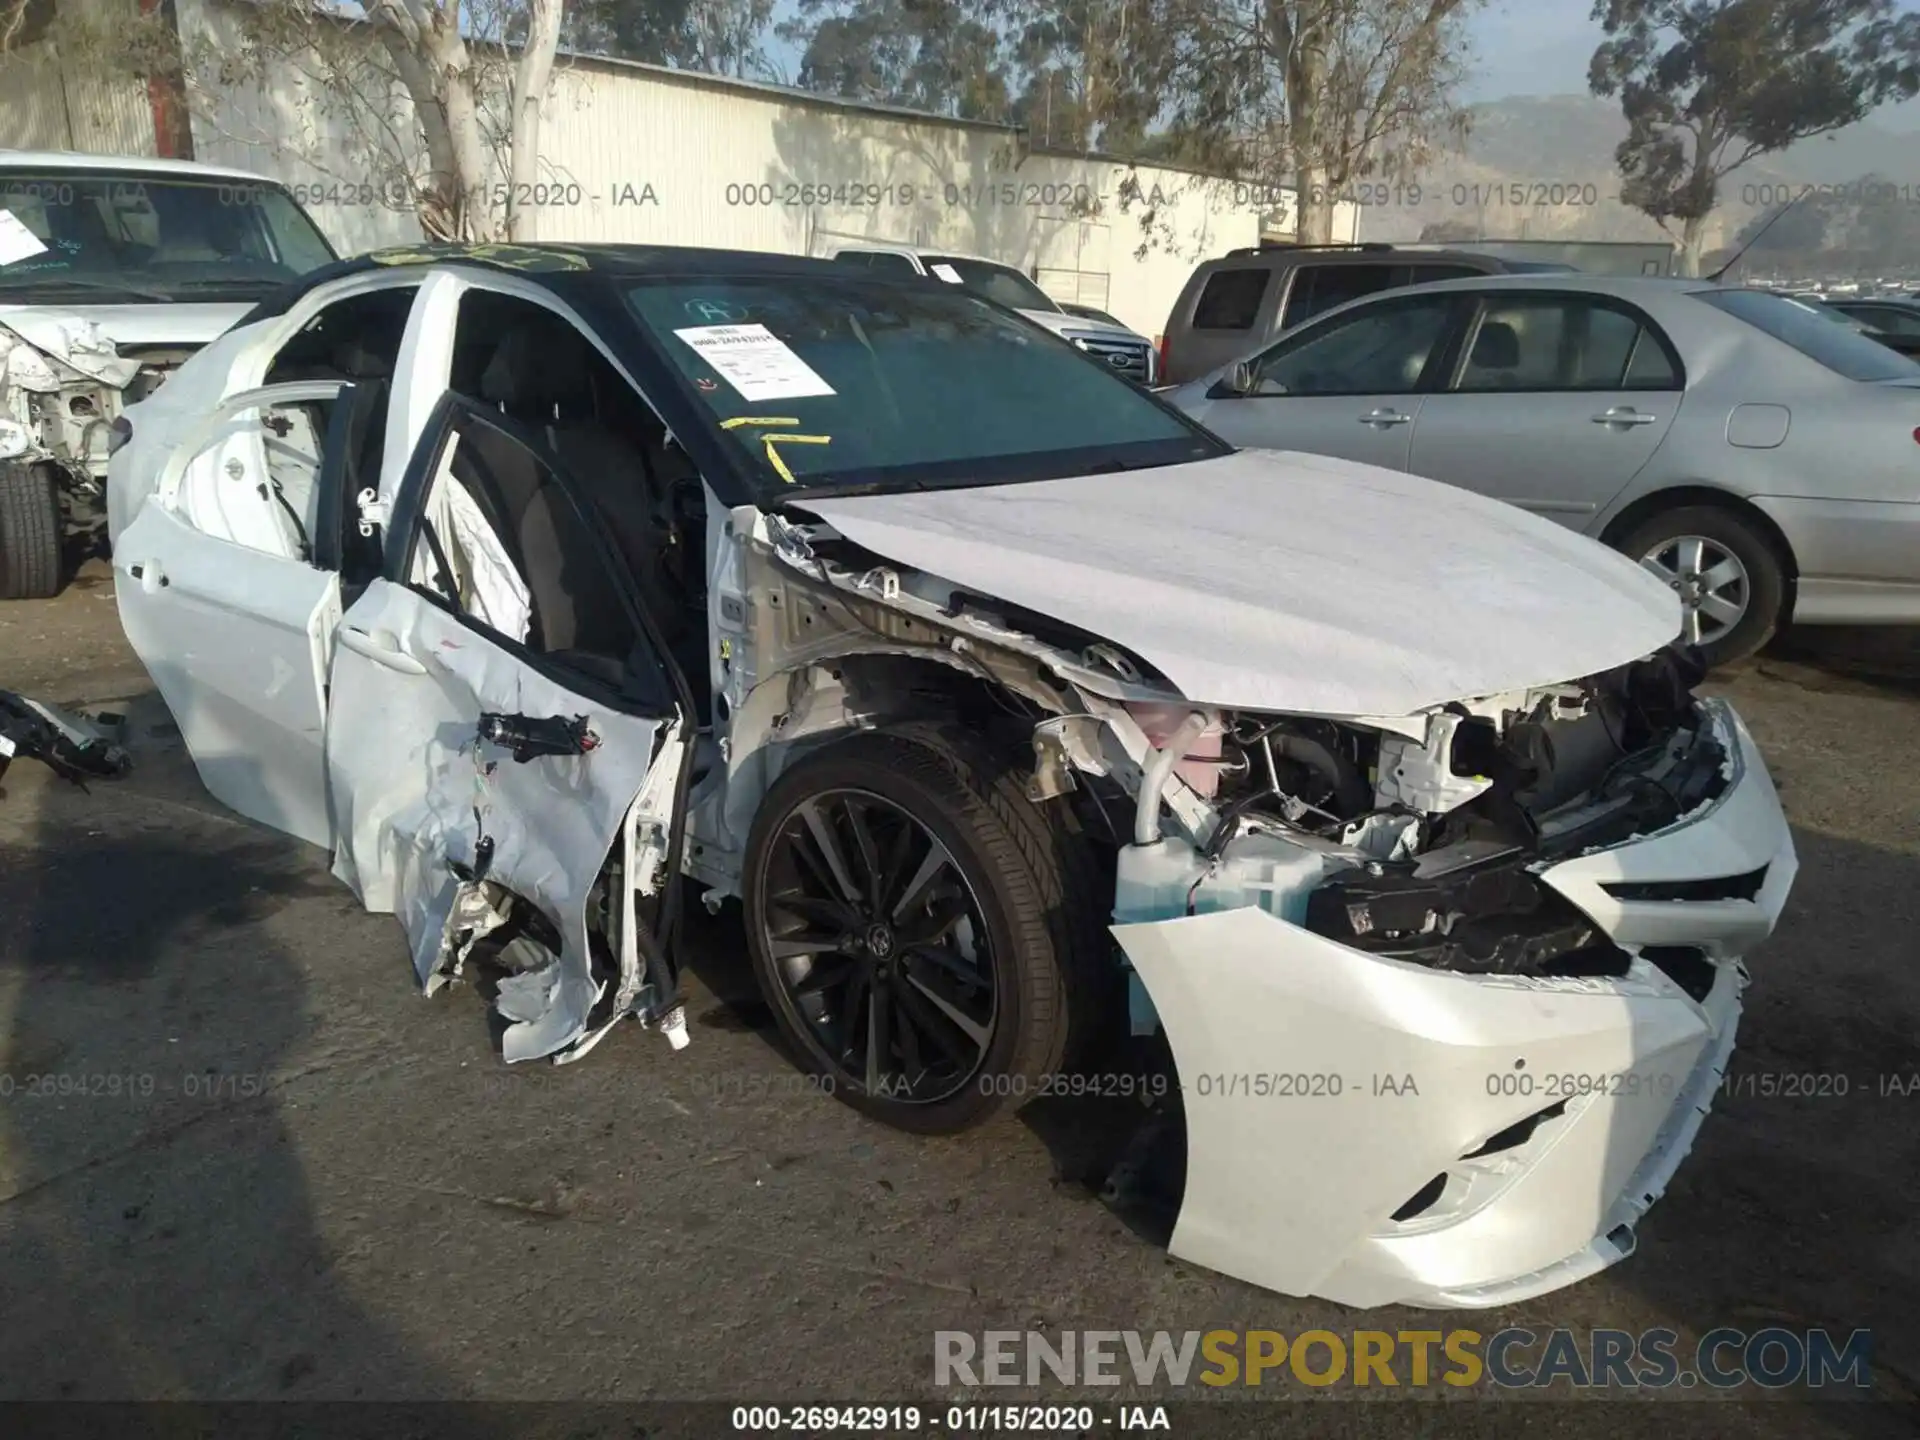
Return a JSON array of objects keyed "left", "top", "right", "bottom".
[{"left": 107, "top": 244, "right": 1796, "bottom": 1310}]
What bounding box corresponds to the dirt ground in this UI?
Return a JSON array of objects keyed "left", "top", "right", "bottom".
[{"left": 1, "top": 564, "right": 1917, "bottom": 1438}]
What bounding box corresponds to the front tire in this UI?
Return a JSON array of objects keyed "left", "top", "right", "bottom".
[
  {"left": 0, "top": 463, "right": 64, "bottom": 600},
  {"left": 742, "top": 724, "right": 1082, "bottom": 1135},
  {"left": 1617, "top": 504, "right": 1787, "bottom": 666}
]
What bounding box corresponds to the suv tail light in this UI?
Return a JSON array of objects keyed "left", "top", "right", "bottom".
[{"left": 1155, "top": 334, "right": 1170, "bottom": 380}]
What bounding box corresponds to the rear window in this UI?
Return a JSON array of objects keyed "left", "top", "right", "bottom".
[
  {"left": 1191, "top": 267, "right": 1270, "bottom": 329},
  {"left": 1697, "top": 289, "right": 1920, "bottom": 382}
]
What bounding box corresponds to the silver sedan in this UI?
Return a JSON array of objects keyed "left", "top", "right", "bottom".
[{"left": 1166, "top": 272, "right": 1920, "bottom": 662}]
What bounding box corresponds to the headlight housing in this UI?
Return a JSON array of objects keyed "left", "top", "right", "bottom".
[{"left": 0, "top": 417, "right": 31, "bottom": 461}]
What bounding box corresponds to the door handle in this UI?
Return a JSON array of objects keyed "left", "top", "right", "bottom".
[
  {"left": 1358, "top": 409, "right": 1412, "bottom": 427},
  {"left": 1591, "top": 408, "right": 1658, "bottom": 426},
  {"left": 125, "top": 561, "right": 169, "bottom": 589},
  {"left": 337, "top": 626, "right": 427, "bottom": 675}
]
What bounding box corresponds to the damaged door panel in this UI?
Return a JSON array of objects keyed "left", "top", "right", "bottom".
[
  {"left": 114, "top": 502, "right": 341, "bottom": 847},
  {"left": 111, "top": 382, "right": 364, "bottom": 847},
  {"left": 325, "top": 396, "right": 691, "bottom": 1062}
]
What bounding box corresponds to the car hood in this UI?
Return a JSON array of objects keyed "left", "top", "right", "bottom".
[
  {"left": 1017, "top": 308, "right": 1144, "bottom": 341},
  {"left": 0, "top": 302, "right": 246, "bottom": 385},
  {"left": 796, "top": 449, "right": 1683, "bottom": 717}
]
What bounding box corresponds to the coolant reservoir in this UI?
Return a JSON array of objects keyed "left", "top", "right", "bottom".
[
  {"left": 1113, "top": 834, "right": 1348, "bottom": 1035},
  {"left": 1114, "top": 834, "right": 1345, "bottom": 929}
]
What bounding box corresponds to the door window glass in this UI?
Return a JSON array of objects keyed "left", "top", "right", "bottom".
[
  {"left": 1250, "top": 295, "right": 1456, "bottom": 396},
  {"left": 1457, "top": 296, "right": 1680, "bottom": 391}
]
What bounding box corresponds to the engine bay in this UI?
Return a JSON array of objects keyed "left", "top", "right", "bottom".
[{"left": 1131, "top": 644, "right": 1727, "bottom": 982}]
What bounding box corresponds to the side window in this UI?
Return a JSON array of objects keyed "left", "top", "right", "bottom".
[
  {"left": 1407, "top": 265, "right": 1483, "bottom": 285},
  {"left": 1457, "top": 296, "right": 1680, "bottom": 392},
  {"left": 263, "top": 285, "right": 418, "bottom": 386},
  {"left": 406, "top": 409, "right": 660, "bottom": 700},
  {"left": 864, "top": 251, "right": 922, "bottom": 276},
  {"left": 831, "top": 251, "right": 873, "bottom": 267},
  {"left": 1250, "top": 295, "right": 1457, "bottom": 397},
  {"left": 1280, "top": 264, "right": 1405, "bottom": 329},
  {"left": 439, "top": 291, "right": 707, "bottom": 676},
  {"left": 1191, "top": 267, "right": 1271, "bottom": 329},
  {"left": 1863, "top": 307, "right": 1920, "bottom": 338}
]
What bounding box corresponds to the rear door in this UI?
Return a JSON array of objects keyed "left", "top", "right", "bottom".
[
  {"left": 1190, "top": 290, "right": 1468, "bottom": 471},
  {"left": 1406, "top": 291, "right": 1684, "bottom": 529},
  {"left": 114, "top": 380, "right": 363, "bottom": 847},
  {"left": 325, "top": 395, "right": 691, "bottom": 1063}
]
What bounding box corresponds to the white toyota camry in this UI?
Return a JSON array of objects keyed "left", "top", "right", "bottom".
[{"left": 105, "top": 242, "right": 1796, "bottom": 1310}]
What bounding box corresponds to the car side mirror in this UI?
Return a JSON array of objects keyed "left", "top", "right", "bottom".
[{"left": 1225, "top": 361, "right": 1256, "bottom": 396}]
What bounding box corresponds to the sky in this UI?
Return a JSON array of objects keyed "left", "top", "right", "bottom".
[
  {"left": 762, "top": 0, "right": 1920, "bottom": 129},
  {"left": 1462, "top": 0, "right": 1608, "bottom": 101},
  {"left": 1466, "top": 0, "right": 1920, "bottom": 127}
]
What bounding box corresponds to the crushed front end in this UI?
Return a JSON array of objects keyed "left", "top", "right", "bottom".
[
  {"left": 2, "top": 314, "right": 183, "bottom": 566},
  {"left": 1108, "top": 646, "right": 1795, "bottom": 1308}
]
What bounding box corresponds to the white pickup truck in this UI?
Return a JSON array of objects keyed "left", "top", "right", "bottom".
[{"left": 1, "top": 151, "right": 337, "bottom": 598}]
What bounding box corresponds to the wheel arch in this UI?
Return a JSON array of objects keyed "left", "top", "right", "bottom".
[
  {"left": 704, "top": 647, "right": 1068, "bottom": 893},
  {"left": 1600, "top": 484, "right": 1801, "bottom": 587}
]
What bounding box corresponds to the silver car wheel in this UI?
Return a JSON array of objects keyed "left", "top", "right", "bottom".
[{"left": 1640, "top": 535, "right": 1750, "bottom": 645}]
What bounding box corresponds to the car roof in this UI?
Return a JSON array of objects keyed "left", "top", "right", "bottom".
[
  {"left": 1197, "top": 245, "right": 1511, "bottom": 268},
  {"left": 834, "top": 242, "right": 1017, "bottom": 266},
  {"left": 0, "top": 149, "right": 285, "bottom": 185},
  {"left": 238, "top": 241, "right": 962, "bottom": 324},
  {"left": 1373, "top": 271, "right": 1721, "bottom": 297}
]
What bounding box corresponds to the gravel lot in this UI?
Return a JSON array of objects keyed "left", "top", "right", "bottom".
[{"left": 1, "top": 564, "right": 1916, "bottom": 1437}]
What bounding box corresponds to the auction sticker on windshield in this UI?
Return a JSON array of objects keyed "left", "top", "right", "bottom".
[
  {"left": 673, "top": 323, "right": 835, "bottom": 401},
  {"left": 0, "top": 209, "right": 50, "bottom": 266},
  {"left": 930, "top": 263, "right": 964, "bottom": 283}
]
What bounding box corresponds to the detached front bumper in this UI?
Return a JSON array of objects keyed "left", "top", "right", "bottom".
[{"left": 1111, "top": 701, "right": 1795, "bottom": 1309}]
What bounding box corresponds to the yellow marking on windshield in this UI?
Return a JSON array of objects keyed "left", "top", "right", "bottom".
[
  {"left": 760, "top": 434, "right": 831, "bottom": 484},
  {"left": 716, "top": 416, "right": 830, "bottom": 481}
]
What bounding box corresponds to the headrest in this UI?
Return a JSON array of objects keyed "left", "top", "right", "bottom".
[
  {"left": 479, "top": 321, "right": 593, "bottom": 414},
  {"left": 332, "top": 323, "right": 404, "bottom": 378},
  {"left": 1471, "top": 321, "right": 1520, "bottom": 370}
]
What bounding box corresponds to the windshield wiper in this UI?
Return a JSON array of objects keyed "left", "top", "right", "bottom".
[
  {"left": 165, "top": 278, "right": 282, "bottom": 293},
  {"left": 0, "top": 273, "right": 174, "bottom": 302},
  {"left": 780, "top": 477, "right": 926, "bottom": 503}
]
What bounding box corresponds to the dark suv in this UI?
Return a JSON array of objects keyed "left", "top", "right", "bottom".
[{"left": 1157, "top": 244, "right": 1530, "bottom": 385}]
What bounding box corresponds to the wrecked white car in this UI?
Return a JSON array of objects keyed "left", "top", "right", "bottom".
[
  {"left": 0, "top": 152, "right": 337, "bottom": 597},
  {"left": 107, "top": 244, "right": 1796, "bottom": 1310}
]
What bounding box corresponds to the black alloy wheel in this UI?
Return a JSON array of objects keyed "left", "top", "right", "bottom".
[{"left": 742, "top": 726, "right": 1080, "bottom": 1134}]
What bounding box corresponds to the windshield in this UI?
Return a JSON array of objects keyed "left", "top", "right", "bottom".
[
  {"left": 920, "top": 255, "right": 1060, "bottom": 312},
  {"left": 1698, "top": 288, "right": 1920, "bottom": 382},
  {"left": 0, "top": 171, "right": 337, "bottom": 304},
  {"left": 627, "top": 276, "right": 1222, "bottom": 497}
]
